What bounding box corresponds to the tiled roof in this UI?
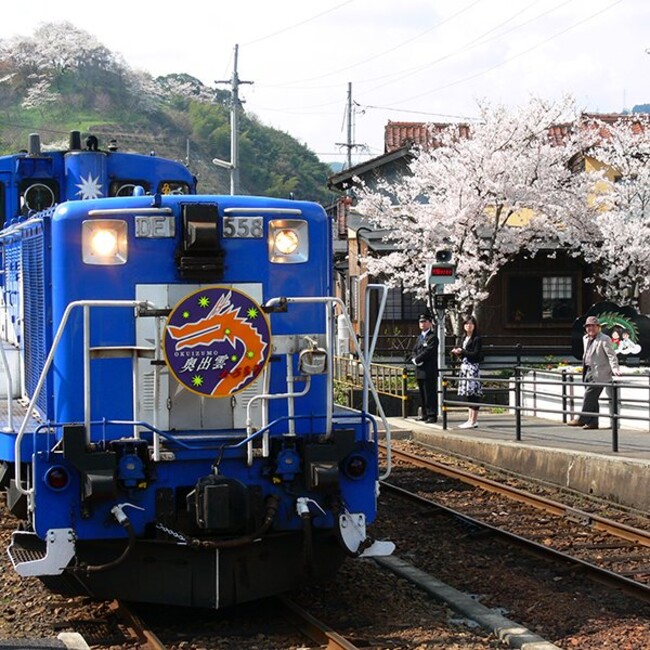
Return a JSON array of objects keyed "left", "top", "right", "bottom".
[
  {"left": 581, "top": 112, "right": 647, "bottom": 140},
  {"left": 547, "top": 123, "right": 573, "bottom": 146},
  {"left": 384, "top": 121, "right": 470, "bottom": 153},
  {"left": 384, "top": 113, "right": 648, "bottom": 152}
]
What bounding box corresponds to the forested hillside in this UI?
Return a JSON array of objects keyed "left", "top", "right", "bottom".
[{"left": 0, "top": 22, "right": 335, "bottom": 204}]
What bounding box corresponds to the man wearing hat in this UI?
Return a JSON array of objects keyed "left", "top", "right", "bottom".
[
  {"left": 411, "top": 312, "right": 439, "bottom": 423},
  {"left": 568, "top": 315, "right": 621, "bottom": 430}
]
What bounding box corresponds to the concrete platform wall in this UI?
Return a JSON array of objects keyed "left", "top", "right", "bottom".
[{"left": 408, "top": 428, "right": 650, "bottom": 512}]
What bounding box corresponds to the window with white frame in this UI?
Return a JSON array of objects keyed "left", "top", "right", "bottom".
[{"left": 542, "top": 276, "right": 574, "bottom": 321}]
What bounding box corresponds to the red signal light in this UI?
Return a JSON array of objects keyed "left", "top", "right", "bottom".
[
  {"left": 427, "top": 262, "right": 456, "bottom": 284},
  {"left": 344, "top": 455, "right": 367, "bottom": 479},
  {"left": 430, "top": 266, "right": 454, "bottom": 277},
  {"left": 44, "top": 466, "right": 70, "bottom": 491}
]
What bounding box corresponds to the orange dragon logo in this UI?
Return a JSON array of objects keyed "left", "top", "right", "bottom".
[{"left": 163, "top": 287, "right": 271, "bottom": 397}]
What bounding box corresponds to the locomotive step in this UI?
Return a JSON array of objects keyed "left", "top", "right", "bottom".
[{"left": 8, "top": 529, "right": 75, "bottom": 577}]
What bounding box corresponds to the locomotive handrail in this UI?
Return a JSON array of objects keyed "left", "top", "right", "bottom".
[
  {"left": 0, "top": 243, "right": 14, "bottom": 430},
  {"left": 14, "top": 294, "right": 390, "bottom": 492},
  {"left": 264, "top": 295, "right": 392, "bottom": 480},
  {"left": 87, "top": 207, "right": 173, "bottom": 216},
  {"left": 223, "top": 207, "right": 303, "bottom": 215},
  {"left": 363, "top": 285, "right": 390, "bottom": 479},
  {"left": 0, "top": 340, "right": 14, "bottom": 432},
  {"left": 362, "top": 285, "right": 388, "bottom": 411},
  {"left": 245, "top": 373, "right": 312, "bottom": 465},
  {"left": 13, "top": 299, "right": 149, "bottom": 498}
]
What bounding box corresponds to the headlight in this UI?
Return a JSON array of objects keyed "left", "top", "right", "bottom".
[
  {"left": 274, "top": 229, "right": 299, "bottom": 254},
  {"left": 82, "top": 220, "right": 128, "bottom": 265},
  {"left": 269, "top": 219, "right": 308, "bottom": 263},
  {"left": 91, "top": 229, "right": 118, "bottom": 256}
]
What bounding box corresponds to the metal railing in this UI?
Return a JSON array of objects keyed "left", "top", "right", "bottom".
[
  {"left": 334, "top": 356, "right": 409, "bottom": 417},
  {"left": 371, "top": 334, "right": 576, "bottom": 362},
  {"left": 334, "top": 354, "right": 650, "bottom": 453},
  {"left": 441, "top": 366, "right": 650, "bottom": 452},
  {"left": 13, "top": 299, "right": 149, "bottom": 498}
]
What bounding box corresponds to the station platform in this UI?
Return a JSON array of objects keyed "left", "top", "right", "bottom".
[{"left": 384, "top": 412, "right": 650, "bottom": 512}]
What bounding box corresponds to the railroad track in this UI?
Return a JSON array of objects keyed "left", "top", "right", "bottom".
[
  {"left": 382, "top": 443, "right": 650, "bottom": 602},
  {"left": 277, "top": 596, "right": 362, "bottom": 649},
  {"left": 106, "top": 596, "right": 362, "bottom": 649},
  {"left": 110, "top": 600, "right": 167, "bottom": 649}
]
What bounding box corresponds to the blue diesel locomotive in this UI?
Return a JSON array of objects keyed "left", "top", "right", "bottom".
[{"left": 0, "top": 131, "right": 393, "bottom": 608}]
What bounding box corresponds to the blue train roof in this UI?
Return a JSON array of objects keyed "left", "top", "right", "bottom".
[{"left": 0, "top": 131, "right": 196, "bottom": 228}]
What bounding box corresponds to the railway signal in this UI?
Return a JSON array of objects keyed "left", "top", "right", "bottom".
[{"left": 426, "top": 249, "right": 456, "bottom": 285}]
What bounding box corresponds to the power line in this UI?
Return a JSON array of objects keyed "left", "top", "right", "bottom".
[
  {"left": 357, "top": 105, "right": 480, "bottom": 121},
  {"left": 360, "top": 0, "right": 562, "bottom": 95},
  {"left": 246, "top": 1, "right": 578, "bottom": 114},
  {"left": 258, "top": 0, "right": 485, "bottom": 88},
  {"left": 383, "top": 0, "right": 625, "bottom": 108},
  {"left": 241, "top": 0, "right": 355, "bottom": 47}
]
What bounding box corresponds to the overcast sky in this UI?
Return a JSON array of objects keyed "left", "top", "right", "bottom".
[{"left": 0, "top": 0, "right": 647, "bottom": 166}]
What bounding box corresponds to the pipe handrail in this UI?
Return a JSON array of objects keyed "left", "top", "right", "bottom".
[
  {"left": 266, "top": 295, "right": 392, "bottom": 479},
  {"left": 13, "top": 299, "right": 148, "bottom": 497}
]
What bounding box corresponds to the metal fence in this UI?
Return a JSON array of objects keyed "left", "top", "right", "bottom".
[
  {"left": 334, "top": 356, "right": 410, "bottom": 416},
  {"left": 372, "top": 333, "right": 576, "bottom": 362},
  {"left": 441, "top": 367, "right": 650, "bottom": 452},
  {"left": 334, "top": 355, "right": 650, "bottom": 452}
]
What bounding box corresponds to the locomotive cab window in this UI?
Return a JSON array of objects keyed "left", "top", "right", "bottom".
[
  {"left": 19, "top": 179, "right": 59, "bottom": 213},
  {"left": 110, "top": 181, "right": 151, "bottom": 197},
  {"left": 158, "top": 181, "right": 190, "bottom": 195}
]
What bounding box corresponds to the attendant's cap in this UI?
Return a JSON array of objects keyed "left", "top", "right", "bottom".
[
  {"left": 584, "top": 316, "right": 601, "bottom": 326},
  {"left": 418, "top": 313, "right": 432, "bottom": 322}
]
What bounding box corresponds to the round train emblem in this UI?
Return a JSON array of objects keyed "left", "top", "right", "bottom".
[{"left": 163, "top": 287, "right": 271, "bottom": 397}]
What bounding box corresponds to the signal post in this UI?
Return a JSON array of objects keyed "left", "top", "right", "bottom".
[{"left": 425, "top": 251, "right": 456, "bottom": 409}]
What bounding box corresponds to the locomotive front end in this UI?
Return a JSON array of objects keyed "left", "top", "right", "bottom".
[{"left": 5, "top": 190, "right": 393, "bottom": 608}]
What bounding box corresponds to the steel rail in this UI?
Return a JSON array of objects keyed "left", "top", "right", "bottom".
[
  {"left": 277, "top": 595, "right": 361, "bottom": 650},
  {"left": 381, "top": 443, "right": 650, "bottom": 548},
  {"left": 109, "top": 600, "right": 167, "bottom": 650},
  {"left": 381, "top": 480, "right": 650, "bottom": 603}
]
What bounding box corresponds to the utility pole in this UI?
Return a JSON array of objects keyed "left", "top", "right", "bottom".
[
  {"left": 213, "top": 44, "right": 253, "bottom": 195},
  {"left": 336, "top": 82, "right": 362, "bottom": 169}
]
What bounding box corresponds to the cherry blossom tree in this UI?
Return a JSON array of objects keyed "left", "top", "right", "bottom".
[
  {"left": 0, "top": 23, "right": 221, "bottom": 115},
  {"left": 355, "top": 97, "right": 595, "bottom": 319},
  {"left": 578, "top": 115, "right": 650, "bottom": 308},
  {"left": 155, "top": 74, "right": 218, "bottom": 104},
  {"left": 1, "top": 23, "right": 116, "bottom": 78},
  {"left": 0, "top": 23, "right": 125, "bottom": 113},
  {"left": 20, "top": 75, "right": 60, "bottom": 113},
  {"left": 25, "top": 22, "right": 115, "bottom": 75}
]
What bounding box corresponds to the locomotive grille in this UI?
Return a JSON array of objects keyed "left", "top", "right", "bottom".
[
  {"left": 22, "top": 227, "right": 48, "bottom": 415},
  {"left": 141, "top": 370, "right": 155, "bottom": 412},
  {"left": 3, "top": 244, "right": 21, "bottom": 345}
]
